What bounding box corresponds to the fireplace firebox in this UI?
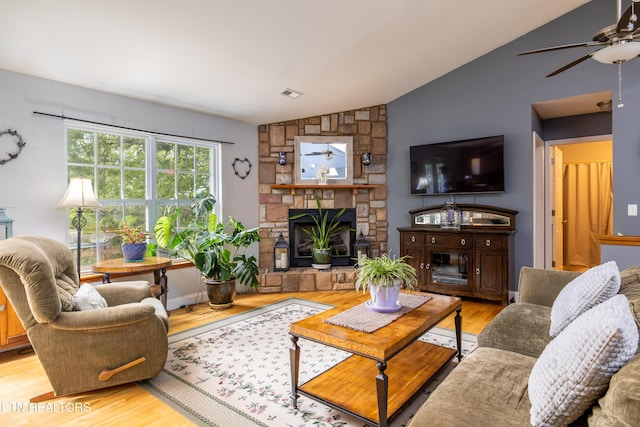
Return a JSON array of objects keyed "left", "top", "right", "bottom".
[{"left": 288, "top": 208, "right": 356, "bottom": 267}]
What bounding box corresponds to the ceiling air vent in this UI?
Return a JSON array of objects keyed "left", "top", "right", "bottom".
[{"left": 281, "top": 88, "right": 302, "bottom": 99}]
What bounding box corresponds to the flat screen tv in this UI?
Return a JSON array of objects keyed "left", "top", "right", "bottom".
[{"left": 410, "top": 135, "right": 504, "bottom": 195}]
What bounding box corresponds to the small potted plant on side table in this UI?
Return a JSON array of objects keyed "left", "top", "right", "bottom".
[
  {"left": 118, "top": 223, "right": 149, "bottom": 262},
  {"left": 355, "top": 253, "right": 418, "bottom": 313}
]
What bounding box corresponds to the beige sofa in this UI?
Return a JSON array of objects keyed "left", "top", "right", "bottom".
[{"left": 408, "top": 266, "right": 640, "bottom": 427}]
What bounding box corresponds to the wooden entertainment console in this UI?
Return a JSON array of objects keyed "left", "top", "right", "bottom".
[{"left": 398, "top": 204, "right": 517, "bottom": 303}]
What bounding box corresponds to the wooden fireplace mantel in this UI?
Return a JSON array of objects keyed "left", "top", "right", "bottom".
[{"left": 271, "top": 184, "right": 378, "bottom": 195}]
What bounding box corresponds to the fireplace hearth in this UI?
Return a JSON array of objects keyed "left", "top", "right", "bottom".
[{"left": 288, "top": 208, "right": 356, "bottom": 267}]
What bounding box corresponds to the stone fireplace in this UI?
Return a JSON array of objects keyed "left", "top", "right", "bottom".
[
  {"left": 289, "top": 208, "right": 356, "bottom": 267},
  {"left": 257, "top": 105, "right": 388, "bottom": 293}
]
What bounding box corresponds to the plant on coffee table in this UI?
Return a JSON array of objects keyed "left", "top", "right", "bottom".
[{"left": 355, "top": 252, "right": 418, "bottom": 311}]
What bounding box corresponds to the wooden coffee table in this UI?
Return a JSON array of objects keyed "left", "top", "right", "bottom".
[{"left": 289, "top": 292, "right": 462, "bottom": 427}]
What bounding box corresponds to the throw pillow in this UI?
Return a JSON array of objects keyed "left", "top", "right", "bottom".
[
  {"left": 550, "top": 261, "right": 620, "bottom": 336},
  {"left": 72, "top": 283, "right": 108, "bottom": 311},
  {"left": 529, "top": 294, "right": 639, "bottom": 427}
]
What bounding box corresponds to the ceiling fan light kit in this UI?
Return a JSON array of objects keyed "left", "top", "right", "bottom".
[
  {"left": 591, "top": 41, "right": 640, "bottom": 63},
  {"left": 519, "top": 0, "right": 640, "bottom": 108}
]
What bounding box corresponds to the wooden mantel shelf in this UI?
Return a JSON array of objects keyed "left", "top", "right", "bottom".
[{"left": 271, "top": 184, "right": 378, "bottom": 195}]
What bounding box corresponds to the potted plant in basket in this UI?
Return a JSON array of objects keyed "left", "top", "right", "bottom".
[
  {"left": 117, "top": 223, "right": 149, "bottom": 262},
  {"left": 153, "top": 190, "right": 261, "bottom": 310},
  {"left": 288, "top": 195, "right": 348, "bottom": 269},
  {"left": 355, "top": 252, "right": 418, "bottom": 313}
]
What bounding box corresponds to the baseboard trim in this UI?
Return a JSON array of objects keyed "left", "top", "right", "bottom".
[
  {"left": 166, "top": 284, "right": 256, "bottom": 311},
  {"left": 167, "top": 291, "right": 208, "bottom": 311}
]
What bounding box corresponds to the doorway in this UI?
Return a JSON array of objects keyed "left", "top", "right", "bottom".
[
  {"left": 541, "top": 138, "right": 613, "bottom": 271},
  {"left": 531, "top": 91, "right": 613, "bottom": 271}
]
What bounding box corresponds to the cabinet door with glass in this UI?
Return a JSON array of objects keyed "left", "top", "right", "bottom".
[{"left": 425, "top": 246, "right": 474, "bottom": 295}]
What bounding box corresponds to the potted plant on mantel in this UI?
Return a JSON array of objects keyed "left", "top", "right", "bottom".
[
  {"left": 153, "top": 190, "right": 261, "bottom": 310},
  {"left": 355, "top": 253, "right": 418, "bottom": 313},
  {"left": 288, "top": 195, "right": 348, "bottom": 269},
  {"left": 117, "top": 223, "right": 149, "bottom": 262}
]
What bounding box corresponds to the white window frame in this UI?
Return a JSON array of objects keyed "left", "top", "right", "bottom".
[{"left": 63, "top": 120, "right": 221, "bottom": 272}]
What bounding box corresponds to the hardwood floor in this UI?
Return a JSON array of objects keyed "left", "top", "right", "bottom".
[{"left": 0, "top": 290, "right": 504, "bottom": 425}]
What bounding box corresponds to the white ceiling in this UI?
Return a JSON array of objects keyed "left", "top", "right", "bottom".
[
  {"left": 533, "top": 90, "right": 613, "bottom": 119},
  {"left": 0, "top": 0, "right": 591, "bottom": 125}
]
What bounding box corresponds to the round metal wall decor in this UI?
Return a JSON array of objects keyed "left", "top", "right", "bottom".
[
  {"left": 0, "top": 129, "right": 26, "bottom": 165},
  {"left": 232, "top": 157, "right": 252, "bottom": 179}
]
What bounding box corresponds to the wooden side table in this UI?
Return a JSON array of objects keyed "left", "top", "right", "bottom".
[{"left": 92, "top": 257, "right": 172, "bottom": 313}]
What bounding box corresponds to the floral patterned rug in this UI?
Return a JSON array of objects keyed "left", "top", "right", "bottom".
[{"left": 140, "top": 298, "right": 477, "bottom": 427}]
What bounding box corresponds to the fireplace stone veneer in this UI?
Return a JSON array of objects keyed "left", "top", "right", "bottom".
[
  {"left": 257, "top": 105, "right": 388, "bottom": 292},
  {"left": 259, "top": 266, "right": 358, "bottom": 293}
]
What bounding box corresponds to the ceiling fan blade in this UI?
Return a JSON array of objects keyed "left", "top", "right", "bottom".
[
  {"left": 518, "top": 41, "right": 604, "bottom": 56},
  {"left": 616, "top": 3, "right": 636, "bottom": 34},
  {"left": 546, "top": 52, "right": 595, "bottom": 77},
  {"left": 305, "top": 151, "right": 333, "bottom": 156}
]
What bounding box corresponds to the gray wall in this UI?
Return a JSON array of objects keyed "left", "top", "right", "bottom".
[
  {"left": 387, "top": 0, "right": 640, "bottom": 290},
  {"left": 0, "top": 68, "right": 258, "bottom": 308},
  {"left": 602, "top": 244, "right": 640, "bottom": 270},
  {"left": 542, "top": 112, "right": 611, "bottom": 141}
]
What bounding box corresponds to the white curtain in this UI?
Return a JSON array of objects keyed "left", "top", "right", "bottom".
[{"left": 563, "top": 161, "right": 613, "bottom": 268}]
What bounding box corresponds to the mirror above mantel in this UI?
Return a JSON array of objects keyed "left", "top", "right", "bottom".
[{"left": 294, "top": 135, "right": 353, "bottom": 185}]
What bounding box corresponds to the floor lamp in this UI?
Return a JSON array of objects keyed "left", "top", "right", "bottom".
[{"left": 57, "top": 177, "right": 101, "bottom": 281}]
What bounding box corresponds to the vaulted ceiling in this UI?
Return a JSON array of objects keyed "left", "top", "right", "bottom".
[{"left": 0, "top": 1, "right": 590, "bottom": 125}]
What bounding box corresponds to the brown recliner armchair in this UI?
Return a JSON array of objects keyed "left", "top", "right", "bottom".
[{"left": 0, "top": 235, "right": 168, "bottom": 402}]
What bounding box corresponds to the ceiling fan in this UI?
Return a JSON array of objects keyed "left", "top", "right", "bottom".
[
  {"left": 304, "top": 146, "right": 335, "bottom": 161},
  {"left": 519, "top": 0, "right": 640, "bottom": 107}
]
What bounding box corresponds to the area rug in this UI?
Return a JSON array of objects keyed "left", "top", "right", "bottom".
[{"left": 140, "top": 298, "right": 477, "bottom": 427}]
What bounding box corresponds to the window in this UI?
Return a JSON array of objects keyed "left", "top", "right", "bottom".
[{"left": 64, "top": 121, "right": 221, "bottom": 273}]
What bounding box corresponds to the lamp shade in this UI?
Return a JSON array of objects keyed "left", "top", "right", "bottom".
[{"left": 57, "top": 178, "right": 102, "bottom": 208}]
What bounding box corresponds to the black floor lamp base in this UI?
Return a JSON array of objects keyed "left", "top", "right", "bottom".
[{"left": 71, "top": 207, "right": 87, "bottom": 281}]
